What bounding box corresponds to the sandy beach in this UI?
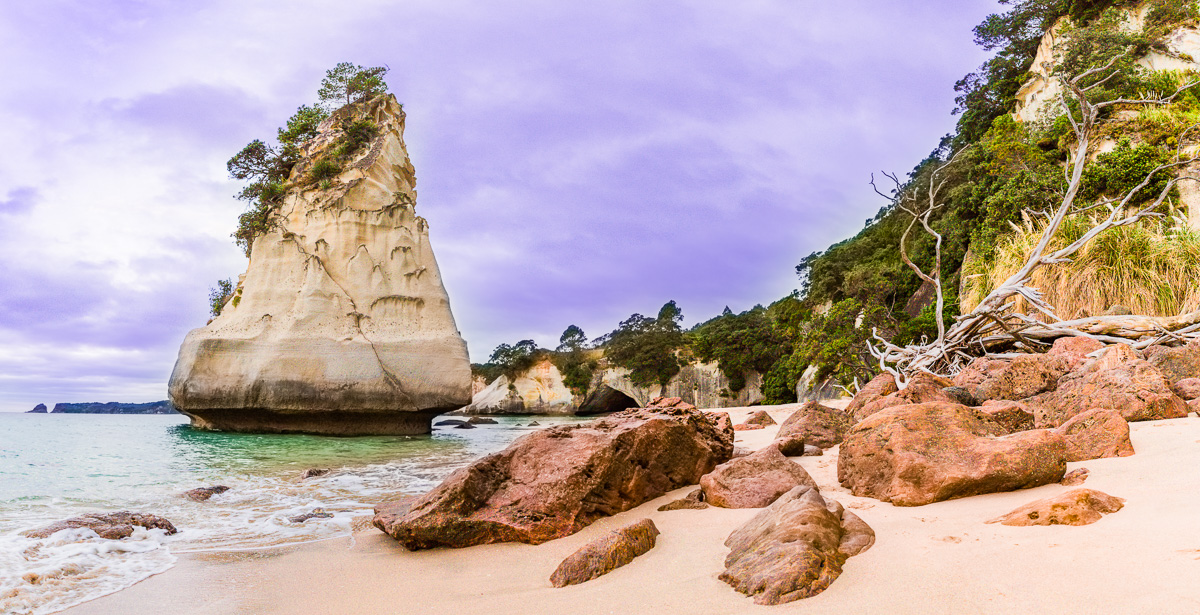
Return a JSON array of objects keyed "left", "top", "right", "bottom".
[{"left": 64, "top": 405, "right": 1200, "bottom": 614}]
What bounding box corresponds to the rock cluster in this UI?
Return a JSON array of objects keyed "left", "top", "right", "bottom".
[
  {"left": 23, "top": 512, "right": 177, "bottom": 540},
  {"left": 375, "top": 405, "right": 732, "bottom": 549}
]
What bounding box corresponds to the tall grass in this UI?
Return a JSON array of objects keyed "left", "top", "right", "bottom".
[{"left": 961, "top": 215, "right": 1200, "bottom": 319}]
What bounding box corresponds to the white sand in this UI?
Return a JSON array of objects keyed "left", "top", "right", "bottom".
[{"left": 66, "top": 406, "right": 1200, "bottom": 614}]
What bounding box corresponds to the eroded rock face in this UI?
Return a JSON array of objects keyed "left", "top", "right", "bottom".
[
  {"left": 550, "top": 519, "right": 659, "bottom": 587},
  {"left": 838, "top": 402, "right": 1067, "bottom": 506},
  {"left": 375, "top": 406, "right": 732, "bottom": 549},
  {"left": 1144, "top": 340, "right": 1200, "bottom": 384},
  {"left": 987, "top": 489, "right": 1124, "bottom": 526},
  {"left": 169, "top": 95, "right": 470, "bottom": 435},
  {"left": 720, "top": 486, "right": 874, "bottom": 605},
  {"left": 700, "top": 445, "right": 816, "bottom": 509},
  {"left": 23, "top": 512, "right": 177, "bottom": 540},
  {"left": 953, "top": 354, "right": 1066, "bottom": 402},
  {"left": 978, "top": 400, "right": 1035, "bottom": 433},
  {"left": 1055, "top": 408, "right": 1135, "bottom": 462},
  {"left": 1028, "top": 346, "right": 1186, "bottom": 427},
  {"left": 852, "top": 373, "right": 953, "bottom": 423},
  {"left": 776, "top": 401, "right": 849, "bottom": 449},
  {"left": 844, "top": 373, "right": 897, "bottom": 421}
]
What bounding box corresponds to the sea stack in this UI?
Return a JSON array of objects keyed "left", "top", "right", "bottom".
[{"left": 168, "top": 95, "right": 471, "bottom": 435}]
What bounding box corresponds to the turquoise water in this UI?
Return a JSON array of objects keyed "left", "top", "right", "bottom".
[{"left": 0, "top": 412, "right": 587, "bottom": 614}]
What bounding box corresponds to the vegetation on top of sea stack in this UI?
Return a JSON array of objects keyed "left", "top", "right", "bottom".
[{"left": 226, "top": 63, "right": 391, "bottom": 256}]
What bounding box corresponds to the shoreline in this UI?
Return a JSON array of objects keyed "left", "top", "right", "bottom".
[{"left": 64, "top": 405, "right": 1200, "bottom": 614}]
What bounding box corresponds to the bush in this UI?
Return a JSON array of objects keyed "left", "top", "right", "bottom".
[
  {"left": 602, "top": 301, "right": 686, "bottom": 387},
  {"left": 208, "top": 279, "right": 233, "bottom": 317},
  {"left": 689, "top": 306, "right": 789, "bottom": 392},
  {"left": 309, "top": 157, "right": 342, "bottom": 181}
]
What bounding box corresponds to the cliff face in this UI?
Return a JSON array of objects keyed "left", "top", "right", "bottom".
[
  {"left": 462, "top": 360, "right": 774, "bottom": 416},
  {"left": 169, "top": 95, "right": 471, "bottom": 435}
]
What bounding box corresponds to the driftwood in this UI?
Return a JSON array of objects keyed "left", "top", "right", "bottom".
[{"left": 871, "top": 55, "right": 1200, "bottom": 385}]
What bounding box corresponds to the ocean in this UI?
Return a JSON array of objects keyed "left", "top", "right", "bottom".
[{"left": 0, "top": 412, "right": 587, "bottom": 614}]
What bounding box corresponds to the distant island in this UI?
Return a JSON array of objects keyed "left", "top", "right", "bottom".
[{"left": 27, "top": 401, "right": 179, "bottom": 414}]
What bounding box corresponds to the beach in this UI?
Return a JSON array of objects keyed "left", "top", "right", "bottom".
[{"left": 64, "top": 405, "right": 1200, "bottom": 614}]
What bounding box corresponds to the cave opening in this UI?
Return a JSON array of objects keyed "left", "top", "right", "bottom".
[{"left": 577, "top": 385, "right": 639, "bottom": 415}]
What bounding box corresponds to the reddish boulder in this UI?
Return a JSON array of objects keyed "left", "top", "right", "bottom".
[
  {"left": 838, "top": 402, "right": 1067, "bottom": 506},
  {"left": 1061, "top": 468, "right": 1090, "bottom": 486},
  {"left": 550, "top": 518, "right": 659, "bottom": 587},
  {"left": 1048, "top": 336, "right": 1105, "bottom": 370},
  {"left": 23, "top": 512, "right": 177, "bottom": 540},
  {"left": 1028, "top": 347, "right": 1186, "bottom": 427},
  {"left": 720, "top": 485, "right": 874, "bottom": 605},
  {"left": 953, "top": 354, "right": 1066, "bottom": 403},
  {"left": 1171, "top": 377, "right": 1200, "bottom": 400},
  {"left": 844, "top": 373, "right": 897, "bottom": 421},
  {"left": 709, "top": 412, "right": 734, "bottom": 438},
  {"left": 375, "top": 406, "right": 732, "bottom": 549},
  {"left": 1055, "top": 408, "right": 1135, "bottom": 462},
  {"left": 701, "top": 445, "right": 816, "bottom": 508},
  {"left": 1144, "top": 339, "right": 1200, "bottom": 384},
  {"left": 852, "top": 372, "right": 953, "bottom": 423},
  {"left": 657, "top": 489, "right": 708, "bottom": 511},
  {"left": 646, "top": 396, "right": 697, "bottom": 411},
  {"left": 776, "top": 401, "right": 850, "bottom": 449},
  {"left": 734, "top": 423, "right": 765, "bottom": 431},
  {"left": 978, "top": 400, "right": 1035, "bottom": 433},
  {"left": 182, "top": 485, "right": 229, "bottom": 502},
  {"left": 775, "top": 433, "right": 806, "bottom": 456},
  {"left": 987, "top": 488, "right": 1124, "bottom": 526},
  {"left": 743, "top": 410, "right": 776, "bottom": 427}
]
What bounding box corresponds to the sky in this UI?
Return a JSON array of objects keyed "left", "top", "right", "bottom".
[{"left": 0, "top": 0, "right": 1003, "bottom": 411}]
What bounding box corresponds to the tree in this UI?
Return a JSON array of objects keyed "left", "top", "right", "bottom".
[
  {"left": 557, "top": 325, "right": 588, "bottom": 352},
  {"left": 604, "top": 301, "right": 686, "bottom": 387},
  {"left": 318, "top": 62, "right": 390, "bottom": 109},
  {"left": 208, "top": 278, "right": 233, "bottom": 317}
]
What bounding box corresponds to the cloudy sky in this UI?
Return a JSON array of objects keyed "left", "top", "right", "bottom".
[{"left": 0, "top": 0, "right": 1001, "bottom": 411}]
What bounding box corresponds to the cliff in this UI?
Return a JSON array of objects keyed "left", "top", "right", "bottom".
[
  {"left": 169, "top": 95, "right": 471, "bottom": 435},
  {"left": 462, "top": 359, "right": 780, "bottom": 415}
]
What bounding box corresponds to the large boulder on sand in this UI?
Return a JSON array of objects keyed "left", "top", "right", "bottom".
[
  {"left": 775, "top": 401, "right": 849, "bottom": 449},
  {"left": 375, "top": 406, "right": 732, "bottom": 549},
  {"left": 1027, "top": 345, "right": 1187, "bottom": 427},
  {"left": 168, "top": 96, "right": 471, "bottom": 435},
  {"left": 1054, "top": 408, "right": 1135, "bottom": 462},
  {"left": 838, "top": 402, "right": 1067, "bottom": 506},
  {"left": 987, "top": 488, "right": 1124, "bottom": 526},
  {"left": 844, "top": 372, "right": 897, "bottom": 421},
  {"left": 851, "top": 372, "right": 953, "bottom": 423},
  {"left": 700, "top": 445, "right": 816, "bottom": 508},
  {"left": 550, "top": 518, "right": 659, "bottom": 587},
  {"left": 952, "top": 354, "right": 1067, "bottom": 402},
  {"left": 23, "top": 512, "right": 177, "bottom": 540},
  {"left": 720, "top": 485, "right": 874, "bottom": 605},
  {"left": 1144, "top": 339, "right": 1200, "bottom": 384}
]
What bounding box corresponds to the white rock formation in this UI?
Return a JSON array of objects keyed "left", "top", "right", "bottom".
[
  {"left": 464, "top": 359, "right": 579, "bottom": 415},
  {"left": 169, "top": 95, "right": 471, "bottom": 435}
]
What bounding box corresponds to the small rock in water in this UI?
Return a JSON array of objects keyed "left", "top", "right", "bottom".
[
  {"left": 183, "top": 485, "right": 230, "bottom": 502},
  {"left": 454, "top": 422, "right": 476, "bottom": 429},
  {"left": 528, "top": 421, "right": 541, "bottom": 426},
  {"left": 289, "top": 508, "right": 335, "bottom": 523},
  {"left": 658, "top": 488, "right": 708, "bottom": 511},
  {"left": 1061, "top": 468, "right": 1090, "bottom": 486},
  {"left": 550, "top": 519, "right": 659, "bottom": 587},
  {"left": 434, "top": 419, "right": 469, "bottom": 427},
  {"left": 23, "top": 512, "right": 177, "bottom": 540},
  {"left": 301, "top": 468, "right": 331, "bottom": 479},
  {"left": 467, "top": 416, "right": 498, "bottom": 425}
]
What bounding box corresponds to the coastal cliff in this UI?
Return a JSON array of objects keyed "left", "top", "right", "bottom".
[
  {"left": 169, "top": 95, "right": 471, "bottom": 435},
  {"left": 463, "top": 359, "right": 772, "bottom": 415}
]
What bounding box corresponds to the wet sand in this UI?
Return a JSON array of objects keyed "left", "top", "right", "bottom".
[{"left": 66, "top": 405, "right": 1200, "bottom": 614}]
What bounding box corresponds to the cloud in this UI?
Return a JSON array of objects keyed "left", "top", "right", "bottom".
[{"left": 0, "top": 187, "right": 37, "bottom": 215}]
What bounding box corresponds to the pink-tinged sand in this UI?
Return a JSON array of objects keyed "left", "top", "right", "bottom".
[{"left": 66, "top": 406, "right": 1200, "bottom": 615}]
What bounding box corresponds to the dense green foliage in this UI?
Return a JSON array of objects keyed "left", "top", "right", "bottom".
[
  {"left": 208, "top": 278, "right": 233, "bottom": 317},
  {"left": 690, "top": 306, "right": 789, "bottom": 392},
  {"left": 600, "top": 301, "right": 686, "bottom": 387},
  {"left": 226, "top": 63, "right": 388, "bottom": 256}
]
